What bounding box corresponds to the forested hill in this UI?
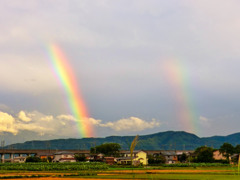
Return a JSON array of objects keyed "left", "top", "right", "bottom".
[{"left": 5, "top": 131, "right": 240, "bottom": 150}]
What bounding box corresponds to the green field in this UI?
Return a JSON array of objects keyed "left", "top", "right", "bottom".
[
  {"left": 0, "top": 163, "right": 239, "bottom": 179},
  {"left": 97, "top": 174, "right": 240, "bottom": 180}
]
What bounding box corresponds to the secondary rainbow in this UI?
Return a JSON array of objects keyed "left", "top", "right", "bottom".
[
  {"left": 48, "top": 44, "right": 94, "bottom": 137},
  {"left": 164, "top": 59, "right": 198, "bottom": 134}
]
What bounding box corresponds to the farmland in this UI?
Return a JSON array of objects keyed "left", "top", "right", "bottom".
[
  {"left": 0, "top": 163, "right": 240, "bottom": 179},
  {"left": 0, "top": 162, "right": 108, "bottom": 171}
]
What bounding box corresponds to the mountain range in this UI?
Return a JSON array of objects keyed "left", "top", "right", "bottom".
[{"left": 4, "top": 131, "right": 240, "bottom": 150}]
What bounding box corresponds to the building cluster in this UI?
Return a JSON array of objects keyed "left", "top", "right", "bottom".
[
  {"left": 4, "top": 150, "right": 149, "bottom": 165},
  {"left": 0, "top": 149, "right": 232, "bottom": 165}
]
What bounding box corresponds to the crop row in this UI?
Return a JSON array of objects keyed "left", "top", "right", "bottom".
[
  {"left": 162, "top": 163, "right": 231, "bottom": 167},
  {"left": 0, "top": 162, "right": 109, "bottom": 171}
]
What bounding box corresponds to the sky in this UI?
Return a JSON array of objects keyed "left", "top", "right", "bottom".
[{"left": 1, "top": 0, "right": 240, "bottom": 144}]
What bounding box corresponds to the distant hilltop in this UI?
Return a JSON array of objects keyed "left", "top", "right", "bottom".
[{"left": 5, "top": 131, "right": 240, "bottom": 150}]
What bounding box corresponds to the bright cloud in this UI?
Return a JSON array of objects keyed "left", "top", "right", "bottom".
[
  {"left": 88, "top": 118, "right": 102, "bottom": 126},
  {"left": 0, "top": 111, "right": 54, "bottom": 135},
  {"left": 18, "top": 111, "right": 31, "bottom": 122},
  {"left": 94, "top": 117, "right": 160, "bottom": 132},
  {"left": 0, "top": 111, "right": 160, "bottom": 137},
  {"left": 57, "top": 115, "right": 76, "bottom": 121},
  {"left": 40, "top": 116, "right": 53, "bottom": 122},
  {"left": 0, "top": 112, "right": 18, "bottom": 135}
]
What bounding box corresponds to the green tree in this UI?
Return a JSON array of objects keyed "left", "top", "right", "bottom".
[
  {"left": 235, "top": 144, "right": 240, "bottom": 154},
  {"left": 41, "top": 157, "right": 52, "bottom": 162},
  {"left": 179, "top": 153, "right": 188, "bottom": 163},
  {"left": 148, "top": 154, "right": 166, "bottom": 164},
  {"left": 74, "top": 154, "right": 86, "bottom": 162},
  {"left": 194, "top": 146, "right": 214, "bottom": 163},
  {"left": 26, "top": 156, "right": 41, "bottom": 162},
  {"left": 219, "top": 143, "right": 235, "bottom": 161},
  {"left": 90, "top": 143, "right": 121, "bottom": 157}
]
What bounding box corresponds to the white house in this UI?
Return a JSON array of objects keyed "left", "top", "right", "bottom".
[
  {"left": 13, "top": 157, "right": 26, "bottom": 163},
  {"left": 53, "top": 151, "right": 76, "bottom": 162}
]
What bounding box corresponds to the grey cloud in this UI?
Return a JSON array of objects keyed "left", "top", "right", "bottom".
[{"left": 0, "top": 0, "right": 240, "bottom": 138}]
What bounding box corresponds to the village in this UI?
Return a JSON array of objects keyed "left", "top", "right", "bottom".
[{"left": 0, "top": 143, "right": 236, "bottom": 166}]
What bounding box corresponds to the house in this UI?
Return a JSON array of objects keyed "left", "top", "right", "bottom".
[
  {"left": 52, "top": 151, "right": 76, "bottom": 162},
  {"left": 117, "top": 150, "right": 148, "bottom": 165},
  {"left": 87, "top": 153, "right": 104, "bottom": 162},
  {"left": 104, "top": 157, "right": 115, "bottom": 165},
  {"left": 213, "top": 150, "right": 230, "bottom": 161},
  {"left": 230, "top": 154, "right": 239, "bottom": 164},
  {"left": 176, "top": 151, "right": 190, "bottom": 163},
  {"left": 37, "top": 152, "right": 54, "bottom": 161},
  {"left": 116, "top": 156, "right": 132, "bottom": 165},
  {"left": 86, "top": 154, "right": 116, "bottom": 164},
  {"left": 156, "top": 151, "right": 178, "bottom": 164},
  {"left": 13, "top": 157, "right": 26, "bottom": 163}
]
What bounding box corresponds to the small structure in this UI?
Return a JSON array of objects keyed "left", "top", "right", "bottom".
[
  {"left": 117, "top": 150, "right": 148, "bottom": 165},
  {"left": 104, "top": 157, "right": 115, "bottom": 165},
  {"left": 37, "top": 152, "right": 54, "bottom": 161},
  {"left": 53, "top": 151, "right": 76, "bottom": 162},
  {"left": 156, "top": 151, "right": 178, "bottom": 164},
  {"left": 13, "top": 157, "right": 26, "bottom": 163},
  {"left": 116, "top": 157, "right": 132, "bottom": 165},
  {"left": 87, "top": 153, "right": 104, "bottom": 162},
  {"left": 213, "top": 150, "right": 229, "bottom": 161}
]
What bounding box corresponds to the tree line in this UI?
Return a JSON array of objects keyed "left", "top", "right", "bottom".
[
  {"left": 148, "top": 142, "right": 240, "bottom": 164},
  {"left": 193, "top": 142, "right": 240, "bottom": 163},
  {"left": 26, "top": 142, "right": 240, "bottom": 164}
]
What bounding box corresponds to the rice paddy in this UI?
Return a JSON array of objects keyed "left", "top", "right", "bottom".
[{"left": 0, "top": 163, "right": 239, "bottom": 179}]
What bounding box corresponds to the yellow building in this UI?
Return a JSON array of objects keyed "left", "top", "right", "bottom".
[{"left": 117, "top": 150, "right": 148, "bottom": 165}]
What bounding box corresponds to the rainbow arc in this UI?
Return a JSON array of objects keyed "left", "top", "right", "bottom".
[
  {"left": 164, "top": 59, "right": 198, "bottom": 134},
  {"left": 48, "top": 44, "right": 94, "bottom": 137}
]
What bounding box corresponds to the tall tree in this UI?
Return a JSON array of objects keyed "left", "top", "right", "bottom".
[
  {"left": 235, "top": 144, "right": 240, "bottom": 154},
  {"left": 90, "top": 143, "right": 121, "bottom": 157},
  {"left": 219, "top": 143, "right": 235, "bottom": 161},
  {"left": 179, "top": 153, "right": 188, "bottom": 163},
  {"left": 148, "top": 154, "right": 166, "bottom": 164},
  {"left": 74, "top": 154, "right": 86, "bottom": 162},
  {"left": 194, "top": 146, "right": 214, "bottom": 163}
]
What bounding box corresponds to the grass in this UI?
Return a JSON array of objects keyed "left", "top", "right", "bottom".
[
  {"left": 97, "top": 165, "right": 240, "bottom": 179},
  {"left": 97, "top": 174, "right": 240, "bottom": 180},
  {"left": 0, "top": 164, "right": 239, "bottom": 179}
]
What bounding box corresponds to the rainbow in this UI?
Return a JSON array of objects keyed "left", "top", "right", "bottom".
[
  {"left": 48, "top": 44, "right": 94, "bottom": 137},
  {"left": 164, "top": 59, "right": 198, "bottom": 134}
]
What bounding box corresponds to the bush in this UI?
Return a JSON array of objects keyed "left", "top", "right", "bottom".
[
  {"left": 148, "top": 154, "right": 166, "bottom": 164},
  {"left": 194, "top": 146, "right": 214, "bottom": 163},
  {"left": 25, "top": 156, "right": 41, "bottom": 162},
  {"left": 74, "top": 154, "right": 86, "bottom": 162}
]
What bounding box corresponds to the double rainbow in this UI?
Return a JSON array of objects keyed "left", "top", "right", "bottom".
[{"left": 48, "top": 44, "right": 94, "bottom": 137}]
